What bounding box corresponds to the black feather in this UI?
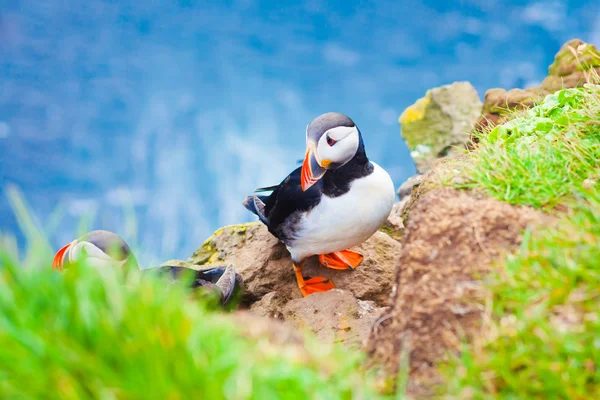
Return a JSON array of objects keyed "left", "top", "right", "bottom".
[
  {"left": 243, "top": 126, "right": 373, "bottom": 245},
  {"left": 253, "top": 166, "right": 323, "bottom": 241},
  {"left": 254, "top": 185, "right": 280, "bottom": 192}
]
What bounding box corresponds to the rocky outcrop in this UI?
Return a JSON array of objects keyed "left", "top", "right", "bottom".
[
  {"left": 366, "top": 183, "right": 545, "bottom": 396},
  {"left": 398, "top": 82, "right": 483, "bottom": 173},
  {"left": 165, "top": 222, "right": 403, "bottom": 348},
  {"left": 475, "top": 39, "right": 600, "bottom": 133},
  {"left": 181, "top": 223, "right": 402, "bottom": 305}
]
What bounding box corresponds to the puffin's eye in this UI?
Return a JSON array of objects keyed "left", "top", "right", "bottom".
[{"left": 326, "top": 135, "right": 337, "bottom": 146}]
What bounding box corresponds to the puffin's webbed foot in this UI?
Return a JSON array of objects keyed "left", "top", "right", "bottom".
[
  {"left": 319, "top": 250, "right": 363, "bottom": 270},
  {"left": 293, "top": 263, "right": 335, "bottom": 297}
]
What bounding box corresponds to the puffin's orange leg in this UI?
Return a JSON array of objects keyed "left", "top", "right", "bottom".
[
  {"left": 293, "top": 263, "right": 335, "bottom": 297},
  {"left": 319, "top": 250, "right": 364, "bottom": 270}
]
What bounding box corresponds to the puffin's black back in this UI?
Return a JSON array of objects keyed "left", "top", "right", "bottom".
[
  {"left": 263, "top": 166, "right": 323, "bottom": 237},
  {"left": 244, "top": 166, "right": 322, "bottom": 241}
]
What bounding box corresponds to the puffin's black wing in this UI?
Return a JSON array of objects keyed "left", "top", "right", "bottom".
[
  {"left": 254, "top": 185, "right": 280, "bottom": 192},
  {"left": 243, "top": 166, "right": 322, "bottom": 241},
  {"left": 146, "top": 265, "right": 242, "bottom": 306}
]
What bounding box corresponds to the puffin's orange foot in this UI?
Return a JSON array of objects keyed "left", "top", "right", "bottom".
[
  {"left": 294, "top": 263, "right": 335, "bottom": 297},
  {"left": 319, "top": 250, "right": 364, "bottom": 270},
  {"left": 300, "top": 276, "right": 335, "bottom": 297}
]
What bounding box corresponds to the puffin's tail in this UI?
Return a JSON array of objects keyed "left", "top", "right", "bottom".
[{"left": 242, "top": 195, "right": 270, "bottom": 226}]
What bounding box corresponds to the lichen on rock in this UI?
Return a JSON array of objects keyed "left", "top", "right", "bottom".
[
  {"left": 189, "top": 223, "right": 254, "bottom": 265},
  {"left": 399, "top": 81, "right": 483, "bottom": 173}
]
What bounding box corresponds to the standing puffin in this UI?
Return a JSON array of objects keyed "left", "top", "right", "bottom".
[
  {"left": 52, "top": 230, "right": 242, "bottom": 306},
  {"left": 243, "top": 112, "right": 395, "bottom": 297}
]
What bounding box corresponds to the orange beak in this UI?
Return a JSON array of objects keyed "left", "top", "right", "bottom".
[
  {"left": 52, "top": 240, "right": 76, "bottom": 271},
  {"left": 300, "top": 144, "right": 327, "bottom": 191}
]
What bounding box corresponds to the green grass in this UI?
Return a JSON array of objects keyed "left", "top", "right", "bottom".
[
  {"left": 466, "top": 84, "right": 600, "bottom": 208},
  {"left": 444, "top": 85, "right": 600, "bottom": 398},
  {"left": 0, "top": 195, "right": 382, "bottom": 399}
]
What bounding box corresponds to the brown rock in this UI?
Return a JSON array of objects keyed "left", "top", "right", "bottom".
[
  {"left": 475, "top": 39, "right": 600, "bottom": 134},
  {"left": 249, "top": 291, "right": 287, "bottom": 319},
  {"left": 382, "top": 202, "right": 405, "bottom": 241},
  {"left": 397, "top": 174, "right": 424, "bottom": 202},
  {"left": 282, "top": 289, "right": 385, "bottom": 349},
  {"left": 186, "top": 223, "right": 402, "bottom": 306},
  {"left": 367, "top": 187, "right": 546, "bottom": 397},
  {"left": 548, "top": 39, "right": 600, "bottom": 77},
  {"left": 231, "top": 310, "right": 305, "bottom": 347}
]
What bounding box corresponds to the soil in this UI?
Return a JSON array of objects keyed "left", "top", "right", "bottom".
[{"left": 366, "top": 187, "right": 545, "bottom": 397}]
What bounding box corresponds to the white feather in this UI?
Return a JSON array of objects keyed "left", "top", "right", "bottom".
[
  {"left": 288, "top": 162, "right": 395, "bottom": 261},
  {"left": 69, "top": 241, "right": 127, "bottom": 269},
  {"left": 316, "top": 126, "right": 359, "bottom": 166}
]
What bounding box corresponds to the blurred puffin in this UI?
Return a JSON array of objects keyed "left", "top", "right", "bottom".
[
  {"left": 52, "top": 230, "right": 242, "bottom": 306},
  {"left": 243, "top": 112, "right": 395, "bottom": 296},
  {"left": 52, "top": 230, "right": 137, "bottom": 271}
]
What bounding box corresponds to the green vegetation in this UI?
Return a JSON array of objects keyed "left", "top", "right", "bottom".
[
  {"left": 445, "top": 85, "right": 600, "bottom": 398},
  {"left": 467, "top": 84, "right": 600, "bottom": 208},
  {"left": 0, "top": 201, "right": 380, "bottom": 399}
]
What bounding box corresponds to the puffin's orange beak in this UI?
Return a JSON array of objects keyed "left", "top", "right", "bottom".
[
  {"left": 52, "top": 240, "right": 76, "bottom": 271},
  {"left": 300, "top": 144, "right": 327, "bottom": 191}
]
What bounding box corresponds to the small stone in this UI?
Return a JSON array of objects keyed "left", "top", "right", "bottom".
[
  {"left": 582, "top": 178, "right": 596, "bottom": 189},
  {"left": 397, "top": 174, "right": 424, "bottom": 201},
  {"left": 384, "top": 202, "right": 405, "bottom": 232},
  {"left": 250, "top": 292, "right": 287, "bottom": 319}
]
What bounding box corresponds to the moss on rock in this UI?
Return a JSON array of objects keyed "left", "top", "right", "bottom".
[
  {"left": 399, "top": 82, "right": 482, "bottom": 173},
  {"left": 190, "top": 223, "right": 257, "bottom": 266}
]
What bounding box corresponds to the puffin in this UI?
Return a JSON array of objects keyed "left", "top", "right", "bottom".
[
  {"left": 243, "top": 112, "right": 395, "bottom": 297},
  {"left": 52, "top": 230, "right": 242, "bottom": 306},
  {"left": 52, "top": 230, "right": 138, "bottom": 271},
  {"left": 150, "top": 264, "right": 243, "bottom": 306}
]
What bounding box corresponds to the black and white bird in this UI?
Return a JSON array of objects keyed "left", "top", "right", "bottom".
[
  {"left": 52, "top": 230, "right": 138, "bottom": 271},
  {"left": 52, "top": 230, "right": 242, "bottom": 306},
  {"left": 243, "top": 112, "right": 395, "bottom": 296}
]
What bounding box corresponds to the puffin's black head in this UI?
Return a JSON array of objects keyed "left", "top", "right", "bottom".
[
  {"left": 301, "top": 112, "right": 362, "bottom": 191},
  {"left": 52, "top": 230, "right": 137, "bottom": 271}
]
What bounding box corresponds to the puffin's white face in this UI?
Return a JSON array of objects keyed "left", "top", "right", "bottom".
[
  {"left": 69, "top": 241, "right": 124, "bottom": 269},
  {"left": 314, "top": 125, "right": 359, "bottom": 169},
  {"left": 301, "top": 112, "right": 361, "bottom": 191},
  {"left": 52, "top": 230, "right": 135, "bottom": 271}
]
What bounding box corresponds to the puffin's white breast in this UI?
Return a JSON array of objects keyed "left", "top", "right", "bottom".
[{"left": 288, "top": 162, "right": 395, "bottom": 261}]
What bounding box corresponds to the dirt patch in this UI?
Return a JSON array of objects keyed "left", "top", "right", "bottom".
[
  {"left": 282, "top": 289, "right": 386, "bottom": 349},
  {"left": 366, "top": 187, "right": 544, "bottom": 397}
]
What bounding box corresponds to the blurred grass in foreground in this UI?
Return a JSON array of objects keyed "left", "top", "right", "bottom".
[
  {"left": 444, "top": 85, "right": 600, "bottom": 398},
  {"left": 0, "top": 190, "right": 383, "bottom": 400}
]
